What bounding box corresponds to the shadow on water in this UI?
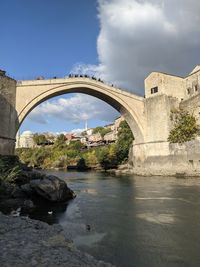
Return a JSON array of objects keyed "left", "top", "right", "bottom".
[{"left": 24, "top": 195, "right": 73, "bottom": 225}]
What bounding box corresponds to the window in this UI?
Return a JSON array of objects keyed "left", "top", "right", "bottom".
[
  {"left": 187, "top": 88, "right": 190, "bottom": 94},
  {"left": 151, "top": 86, "right": 158, "bottom": 94},
  {"left": 194, "top": 85, "right": 198, "bottom": 92}
]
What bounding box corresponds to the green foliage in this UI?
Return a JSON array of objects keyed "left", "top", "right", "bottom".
[
  {"left": 16, "top": 147, "right": 51, "bottom": 167},
  {"left": 96, "top": 144, "right": 118, "bottom": 170},
  {"left": 0, "top": 166, "right": 21, "bottom": 184},
  {"left": 115, "top": 121, "right": 134, "bottom": 162},
  {"left": 92, "top": 127, "right": 104, "bottom": 134},
  {"left": 16, "top": 121, "right": 134, "bottom": 170},
  {"left": 92, "top": 127, "right": 111, "bottom": 137},
  {"left": 168, "top": 110, "right": 200, "bottom": 143},
  {"left": 33, "top": 134, "right": 48, "bottom": 145},
  {"left": 0, "top": 156, "right": 22, "bottom": 184},
  {"left": 68, "top": 140, "right": 84, "bottom": 150},
  {"left": 77, "top": 158, "right": 87, "bottom": 170},
  {"left": 54, "top": 134, "right": 66, "bottom": 147},
  {"left": 83, "top": 150, "right": 98, "bottom": 166}
]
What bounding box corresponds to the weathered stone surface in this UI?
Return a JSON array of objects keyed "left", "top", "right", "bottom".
[
  {"left": 21, "top": 183, "right": 34, "bottom": 196},
  {"left": 0, "top": 75, "right": 17, "bottom": 155},
  {"left": 0, "top": 213, "right": 114, "bottom": 267},
  {"left": 30, "top": 175, "right": 75, "bottom": 202},
  {"left": 0, "top": 198, "right": 35, "bottom": 213},
  {"left": 11, "top": 185, "right": 27, "bottom": 198}
]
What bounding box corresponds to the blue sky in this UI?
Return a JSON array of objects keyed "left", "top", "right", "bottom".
[
  {"left": 1, "top": 0, "right": 99, "bottom": 79},
  {"left": 1, "top": 0, "right": 200, "bottom": 134},
  {"left": 1, "top": 0, "right": 118, "bottom": 133}
]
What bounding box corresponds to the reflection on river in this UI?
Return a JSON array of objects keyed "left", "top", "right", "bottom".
[{"left": 32, "top": 170, "right": 200, "bottom": 267}]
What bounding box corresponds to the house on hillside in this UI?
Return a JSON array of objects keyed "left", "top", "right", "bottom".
[
  {"left": 16, "top": 131, "right": 35, "bottom": 148},
  {"left": 104, "top": 131, "right": 117, "bottom": 143}
]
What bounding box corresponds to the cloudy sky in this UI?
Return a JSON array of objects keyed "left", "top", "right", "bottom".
[{"left": 1, "top": 0, "right": 200, "bottom": 133}]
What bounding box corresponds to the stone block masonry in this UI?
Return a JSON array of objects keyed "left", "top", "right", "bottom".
[{"left": 0, "top": 71, "right": 17, "bottom": 155}]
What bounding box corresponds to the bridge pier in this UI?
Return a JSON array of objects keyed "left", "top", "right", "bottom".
[{"left": 0, "top": 71, "right": 17, "bottom": 155}]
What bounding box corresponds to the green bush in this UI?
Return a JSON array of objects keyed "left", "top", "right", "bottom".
[
  {"left": 115, "top": 121, "right": 134, "bottom": 162},
  {"left": 0, "top": 156, "right": 22, "bottom": 184},
  {"left": 168, "top": 110, "right": 200, "bottom": 143}
]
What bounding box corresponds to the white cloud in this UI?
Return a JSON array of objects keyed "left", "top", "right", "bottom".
[
  {"left": 70, "top": 63, "right": 103, "bottom": 78},
  {"left": 70, "top": 128, "right": 85, "bottom": 134},
  {"left": 28, "top": 94, "right": 119, "bottom": 125},
  {"left": 95, "top": 0, "right": 200, "bottom": 94},
  {"left": 29, "top": 0, "right": 200, "bottom": 127}
]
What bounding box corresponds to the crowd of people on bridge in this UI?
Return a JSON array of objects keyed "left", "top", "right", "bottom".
[
  {"left": 68, "top": 73, "right": 105, "bottom": 83},
  {"left": 35, "top": 73, "right": 123, "bottom": 89}
]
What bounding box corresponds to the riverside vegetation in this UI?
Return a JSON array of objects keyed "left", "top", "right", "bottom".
[
  {"left": 16, "top": 121, "right": 134, "bottom": 171},
  {"left": 168, "top": 109, "right": 200, "bottom": 143}
]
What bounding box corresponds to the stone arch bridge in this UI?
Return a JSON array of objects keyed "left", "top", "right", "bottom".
[
  {"left": 16, "top": 77, "right": 146, "bottom": 144},
  {"left": 1, "top": 67, "right": 200, "bottom": 176}
]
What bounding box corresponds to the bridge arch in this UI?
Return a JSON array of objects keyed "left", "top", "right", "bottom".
[{"left": 16, "top": 79, "right": 145, "bottom": 143}]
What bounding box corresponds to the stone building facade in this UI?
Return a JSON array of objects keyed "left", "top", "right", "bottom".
[
  {"left": 16, "top": 131, "right": 34, "bottom": 148},
  {"left": 130, "top": 65, "right": 200, "bottom": 176},
  {"left": 145, "top": 65, "right": 200, "bottom": 101}
]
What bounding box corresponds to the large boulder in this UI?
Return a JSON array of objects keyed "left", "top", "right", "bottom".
[{"left": 30, "top": 175, "right": 75, "bottom": 202}]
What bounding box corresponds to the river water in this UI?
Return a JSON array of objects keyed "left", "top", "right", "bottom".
[{"left": 31, "top": 170, "right": 200, "bottom": 267}]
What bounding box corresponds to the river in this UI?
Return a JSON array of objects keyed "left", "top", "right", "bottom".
[{"left": 30, "top": 170, "right": 200, "bottom": 267}]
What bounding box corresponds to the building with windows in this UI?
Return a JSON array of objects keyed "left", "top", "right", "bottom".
[
  {"left": 16, "top": 131, "right": 34, "bottom": 148},
  {"left": 145, "top": 65, "right": 200, "bottom": 101}
]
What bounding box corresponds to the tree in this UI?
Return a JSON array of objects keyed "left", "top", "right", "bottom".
[
  {"left": 96, "top": 144, "right": 118, "bottom": 170},
  {"left": 168, "top": 110, "right": 200, "bottom": 143},
  {"left": 68, "top": 140, "right": 83, "bottom": 150},
  {"left": 116, "top": 121, "right": 134, "bottom": 163},
  {"left": 33, "top": 134, "right": 47, "bottom": 146},
  {"left": 77, "top": 158, "right": 87, "bottom": 170},
  {"left": 54, "top": 134, "right": 66, "bottom": 147}
]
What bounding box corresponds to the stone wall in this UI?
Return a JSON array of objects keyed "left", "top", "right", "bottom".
[
  {"left": 130, "top": 140, "right": 200, "bottom": 176},
  {"left": 130, "top": 92, "right": 200, "bottom": 176},
  {"left": 180, "top": 93, "right": 200, "bottom": 124},
  {"left": 144, "top": 94, "right": 179, "bottom": 143},
  {"left": 145, "top": 72, "right": 185, "bottom": 100},
  {"left": 0, "top": 72, "right": 17, "bottom": 155},
  {"left": 185, "top": 70, "right": 200, "bottom": 99}
]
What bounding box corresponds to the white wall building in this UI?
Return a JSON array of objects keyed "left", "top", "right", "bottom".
[{"left": 16, "top": 131, "right": 34, "bottom": 148}]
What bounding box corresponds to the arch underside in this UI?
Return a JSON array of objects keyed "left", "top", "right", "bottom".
[{"left": 16, "top": 83, "right": 145, "bottom": 143}]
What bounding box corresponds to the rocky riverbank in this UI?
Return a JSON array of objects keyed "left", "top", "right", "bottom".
[
  {"left": 0, "top": 155, "right": 76, "bottom": 215},
  {"left": 0, "top": 212, "right": 114, "bottom": 267},
  {"left": 0, "top": 155, "right": 114, "bottom": 266}
]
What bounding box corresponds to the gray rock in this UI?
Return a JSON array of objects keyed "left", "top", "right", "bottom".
[
  {"left": 21, "top": 183, "right": 34, "bottom": 196},
  {"left": 0, "top": 182, "right": 15, "bottom": 198},
  {"left": 22, "top": 199, "right": 35, "bottom": 211},
  {"left": 0, "top": 198, "right": 35, "bottom": 214},
  {"left": 11, "top": 186, "right": 27, "bottom": 198},
  {"left": 0, "top": 198, "right": 25, "bottom": 211},
  {"left": 0, "top": 213, "right": 114, "bottom": 267},
  {"left": 30, "top": 175, "right": 75, "bottom": 202}
]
